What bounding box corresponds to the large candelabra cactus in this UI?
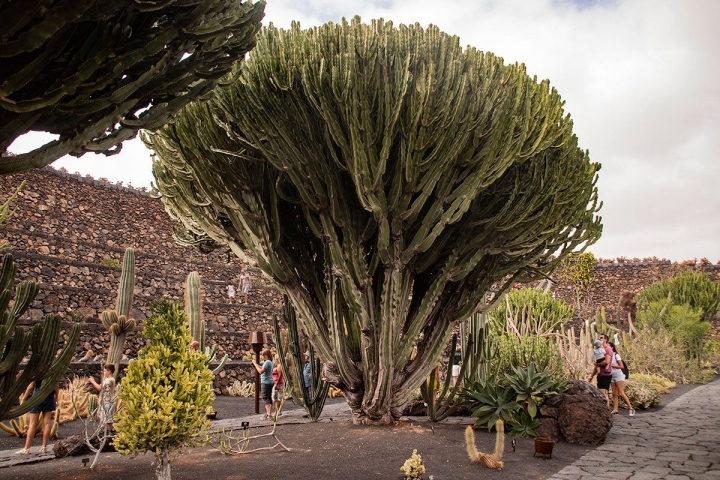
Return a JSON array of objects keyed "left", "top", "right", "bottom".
[
  {"left": 184, "top": 271, "right": 228, "bottom": 374},
  {"left": 0, "top": 253, "right": 80, "bottom": 420},
  {"left": 101, "top": 248, "right": 136, "bottom": 377},
  {"left": 149, "top": 18, "right": 602, "bottom": 424}
]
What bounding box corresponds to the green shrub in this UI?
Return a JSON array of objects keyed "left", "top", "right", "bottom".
[
  {"left": 622, "top": 379, "right": 660, "bottom": 409},
  {"left": 630, "top": 373, "right": 676, "bottom": 394},
  {"left": 635, "top": 271, "right": 720, "bottom": 321},
  {"left": 703, "top": 339, "right": 720, "bottom": 366},
  {"left": 114, "top": 300, "right": 214, "bottom": 479},
  {"left": 619, "top": 325, "right": 714, "bottom": 384},
  {"left": 98, "top": 257, "right": 120, "bottom": 268},
  {"left": 493, "top": 335, "right": 563, "bottom": 378},
  {"left": 488, "top": 288, "right": 574, "bottom": 337},
  {"left": 636, "top": 301, "right": 709, "bottom": 360}
]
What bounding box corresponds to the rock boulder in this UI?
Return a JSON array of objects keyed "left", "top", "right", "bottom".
[{"left": 536, "top": 380, "right": 612, "bottom": 445}]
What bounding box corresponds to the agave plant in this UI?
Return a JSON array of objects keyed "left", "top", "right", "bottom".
[
  {"left": 504, "top": 362, "right": 564, "bottom": 419},
  {"left": 464, "top": 377, "right": 520, "bottom": 431},
  {"left": 508, "top": 411, "right": 541, "bottom": 438}
]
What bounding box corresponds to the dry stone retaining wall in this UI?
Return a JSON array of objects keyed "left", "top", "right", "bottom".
[
  {"left": 1, "top": 167, "right": 281, "bottom": 394},
  {"left": 550, "top": 260, "right": 720, "bottom": 325}
]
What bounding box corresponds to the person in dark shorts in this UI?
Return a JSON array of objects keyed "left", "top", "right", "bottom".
[
  {"left": 587, "top": 334, "right": 613, "bottom": 408},
  {"left": 16, "top": 378, "right": 58, "bottom": 455},
  {"left": 252, "top": 349, "right": 274, "bottom": 419}
]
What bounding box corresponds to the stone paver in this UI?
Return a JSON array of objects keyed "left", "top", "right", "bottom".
[{"left": 548, "top": 378, "right": 720, "bottom": 480}]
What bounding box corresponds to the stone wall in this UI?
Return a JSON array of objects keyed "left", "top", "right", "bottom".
[
  {"left": 549, "top": 259, "right": 720, "bottom": 326},
  {"left": 1, "top": 167, "right": 281, "bottom": 393}
]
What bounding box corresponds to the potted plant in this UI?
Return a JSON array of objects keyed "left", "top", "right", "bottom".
[{"left": 534, "top": 437, "right": 554, "bottom": 459}]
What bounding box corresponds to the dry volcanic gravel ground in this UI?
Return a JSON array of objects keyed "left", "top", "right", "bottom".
[{"left": 0, "top": 385, "right": 697, "bottom": 480}]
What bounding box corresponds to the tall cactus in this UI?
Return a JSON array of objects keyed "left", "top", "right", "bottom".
[
  {"left": 1, "top": 253, "right": 80, "bottom": 420},
  {"left": 149, "top": 18, "right": 602, "bottom": 423},
  {"left": 101, "top": 248, "right": 136, "bottom": 378},
  {"left": 184, "top": 271, "right": 228, "bottom": 375},
  {"left": 273, "top": 296, "right": 329, "bottom": 421},
  {"left": 421, "top": 312, "right": 488, "bottom": 421}
]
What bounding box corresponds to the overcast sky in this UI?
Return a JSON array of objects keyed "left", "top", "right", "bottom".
[{"left": 9, "top": 0, "right": 720, "bottom": 262}]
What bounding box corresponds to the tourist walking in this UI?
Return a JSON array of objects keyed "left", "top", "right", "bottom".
[
  {"left": 16, "top": 378, "right": 58, "bottom": 455},
  {"left": 252, "top": 349, "right": 274, "bottom": 419},
  {"left": 302, "top": 351, "right": 311, "bottom": 389},
  {"left": 609, "top": 342, "right": 635, "bottom": 416},
  {"left": 227, "top": 281, "right": 236, "bottom": 303},
  {"left": 452, "top": 344, "right": 462, "bottom": 386},
  {"left": 239, "top": 268, "right": 251, "bottom": 303},
  {"left": 272, "top": 354, "right": 285, "bottom": 417},
  {"left": 587, "top": 333, "right": 613, "bottom": 408}
]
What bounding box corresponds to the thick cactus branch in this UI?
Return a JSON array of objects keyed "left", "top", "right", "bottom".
[
  {"left": 0, "top": 0, "right": 266, "bottom": 174},
  {"left": 184, "top": 271, "right": 228, "bottom": 374}
]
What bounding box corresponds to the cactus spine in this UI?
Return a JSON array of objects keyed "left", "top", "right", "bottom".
[
  {"left": 273, "top": 296, "right": 329, "bottom": 421},
  {"left": 184, "top": 271, "right": 228, "bottom": 375},
  {"left": 0, "top": 253, "right": 80, "bottom": 420},
  {"left": 101, "top": 248, "right": 136, "bottom": 378}
]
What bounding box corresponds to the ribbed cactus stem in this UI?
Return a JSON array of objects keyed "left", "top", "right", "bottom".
[
  {"left": 273, "top": 296, "right": 329, "bottom": 421},
  {"left": 1, "top": 253, "right": 80, "bottom": 420},
  {"left": 185, "top": 271, "right": 204, "bottom": 350},
  {"left": 184, "top": 271, "right": 228, "bottom": 374},
  {"left": 101, "top": 310, "right": 136, "bottom": 378},
  {"left": 116, "top": 248, "right": 135, "bottom": 318}
]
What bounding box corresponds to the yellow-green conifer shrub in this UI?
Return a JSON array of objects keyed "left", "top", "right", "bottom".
[{"left": 114, "top": 300, "right": 214, "bottom": 480}]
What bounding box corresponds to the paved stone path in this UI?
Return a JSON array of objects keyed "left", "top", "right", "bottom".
[{"left": 548, "top": 378, "right": 720, "bottom": 480}]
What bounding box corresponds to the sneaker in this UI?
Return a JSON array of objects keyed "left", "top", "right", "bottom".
[
  {"left": 611, "top": 411, "right": 619, "bottom": 415},
  {"left": 629, "top": 409, "right": 635, "bottom": 417}
]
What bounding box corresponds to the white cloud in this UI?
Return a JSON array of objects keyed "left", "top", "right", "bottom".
[{"left": 10, "top": 0, "right": 719, "bottom": 261}]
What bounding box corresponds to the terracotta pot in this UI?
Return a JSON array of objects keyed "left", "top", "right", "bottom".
[{"left": 534, "top": 437, "right": 554, "bottom": 459}]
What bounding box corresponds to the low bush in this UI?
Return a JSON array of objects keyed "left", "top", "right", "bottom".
[
  {"left": 619, "top": 325, "right": 715, "bottom": 384},
  {"left": 493, "top": 335, "right": 563, "bottom": 378},
  {"left": 622, "top": 379, "right": 660, "bottom": 409},
  {"left": 636, "top": 301, "right": 709, "bottom": 360},
  {"left": 629, "top": 373, "right": 676, "bottom": 394}
]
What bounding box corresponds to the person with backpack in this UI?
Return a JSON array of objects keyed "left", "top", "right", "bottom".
[{"left": 609, "top": 342, "right": 635, "bottom": 417}]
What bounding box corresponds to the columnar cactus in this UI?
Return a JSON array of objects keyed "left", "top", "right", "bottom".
[
  {"left": 0, "top": 254, "right": 80, "bottom": 420},
  {"left": 184, "top": 271, "right": 228, "bottom": 374},
  {"left": 273, "top": 296, "right": 329, "bottom": 421},
  {"left": 101, "top": 248, "right": 136, "bottom": 377}
]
